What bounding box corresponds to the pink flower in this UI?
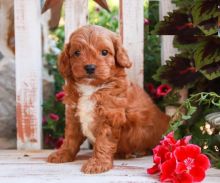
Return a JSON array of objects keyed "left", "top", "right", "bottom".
[
  {"left": 55, "top": 137, "right": 64, "bottom": 149},
  {"left": 156, "top": 84, "right": 172, "bottom": 97},
  {"left": 144, "top": 18, "right": 150, "bottom": 25},
  {"left": 49, "top": 113, "right": 59, "bottom": 121},
  {"left": 55, "top": 91, "right": 65, "bottom": 101},
  {"left": 147, "top": 132, "right": 210, "bottom": 183}
]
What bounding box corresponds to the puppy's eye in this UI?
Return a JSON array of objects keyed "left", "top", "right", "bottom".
[
  {"left": 101, "top": 50, "right": 108, "bottom": 56},
  {"left": 74, "top": 50, "right": 80, "bottom": 57}
]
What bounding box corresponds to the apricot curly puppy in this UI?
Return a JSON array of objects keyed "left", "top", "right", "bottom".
[{"left": 47, "top": 25, "right": 170, "bottom": 174}]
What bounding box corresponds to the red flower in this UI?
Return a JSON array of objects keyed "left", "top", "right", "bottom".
[
  {"left": 145, "top": 83, "right": 156, "bottom": 95},
  {"left": 156, "top": 84, "right": 172, "bottom": 97},
  {"left": 55, "top": 137, "right": 64, "bottom": 149},
  {"left": 55, "top": 91, "right": 65, "bottom": 101},
  {"left": 147, "top": 132, "right": 191, "bottom": 174},
  {"left": 49, "top": 113, "right": 60, "bottom": 121},
  {"left": 147, "top": 132, "right": 210, "bottom": 183},
  {"left": 174, "top": 144, "right": 210, "bottom": 182}
]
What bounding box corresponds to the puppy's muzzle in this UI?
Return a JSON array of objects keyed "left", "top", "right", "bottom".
[{"left": 84, "top": 64, "right": 96, "bottom": 75}]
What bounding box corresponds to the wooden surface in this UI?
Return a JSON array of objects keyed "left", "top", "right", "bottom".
[
  {"left": 14, "top": 0, "right": 42, "bottom": 149},
  {"left": 0, "top": 150, "right": 219, "bottom": 183},
  {"left": 119, "top": 0, "right": 144, "bottom": 87}
]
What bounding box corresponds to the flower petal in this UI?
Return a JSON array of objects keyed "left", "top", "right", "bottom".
[
  {"left": 161, "top": 158, "right": 176, "bottom": 180},
  {"left": 194, "top": 154, "right": 211, "bottom": 170},
  {"left": 185, "top": 144, "right": 201, "bottom": 158},
  {"left": 176, "top": 172, "right": 193, "bottom": 183},
  {"left": 190, "top": 167, "right": 205, "bottom": 182},
  {"left": 176, "top": 162, "right": 187, "bottom": 174},
  {"left": 174, "top": 146, "right": 187, "bottom": 162},
  {"left": 147, "top": 164, "right": 160, "bottom": 174}
]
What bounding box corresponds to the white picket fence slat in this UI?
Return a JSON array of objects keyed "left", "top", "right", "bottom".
[
  {"left": 14, "top": 0, "right": 42, "bottom": 150},
  {"left": 120, "top": 0, "right": 144, "bottom": 87}
]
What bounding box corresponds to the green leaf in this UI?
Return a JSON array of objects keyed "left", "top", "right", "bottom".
[
  {"left": 192, "top": 0, "right": 219, "bottom": 26},
  {"left": 194, "top": 37, "right": 220, "bottom": 80},
  {"left": 182, "top": 115, "right": 191, "bottom": 120}
]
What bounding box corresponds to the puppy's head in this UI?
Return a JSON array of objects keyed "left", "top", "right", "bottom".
[{"left": 58, "top": 25, "right": 132, "bottom": 84}]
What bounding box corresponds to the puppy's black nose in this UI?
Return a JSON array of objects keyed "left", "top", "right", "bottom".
[{"left": 84, "top": 64, "right": 96, "bottom": 74}]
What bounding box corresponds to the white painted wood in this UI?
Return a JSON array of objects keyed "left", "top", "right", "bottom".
[
  {"left": 14, "top": 0, "right": 42, "bottom": 150},
  {"left": 159, "top": 0, "right": 178, "bottom": 65},
  {"left": 64, "top": 0, "right": 88, "bottom": 43},
  {"left": 0, "top": 150, "right": 219, "bottom": 183},
  {"left": 64, "top": 0, "right": 89, "bottom": 149},
  {"left": 119, "top": 0, "right": 144, "bottom": 87}
]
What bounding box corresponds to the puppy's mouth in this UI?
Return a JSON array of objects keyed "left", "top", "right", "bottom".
[{"left": 86, "top": 74, "right": 96, "bottom": 79}]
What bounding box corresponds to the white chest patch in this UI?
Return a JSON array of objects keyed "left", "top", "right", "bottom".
[{"left": 76, "top": 84, "right": 101, "bottom": 143}]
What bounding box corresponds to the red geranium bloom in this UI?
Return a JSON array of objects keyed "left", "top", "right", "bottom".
[
  {"left": 147, "top": 132, "right": 191, "bottom": 174},
  {"left": 49, "top": 113, "right": 60, "bottom": 121},
  {"left": 147, "top": 132, "right": 210, "bottom": 183},
  {"left": 156, "top": 84, "right": 172, "bottom": 97},
  {"left": 55, "top": 91, "right": 65, "bottom": 101},
  {"left": 174, "top": 144, "right": 210, "bottom": 182}
]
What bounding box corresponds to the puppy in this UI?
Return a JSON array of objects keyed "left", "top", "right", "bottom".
[{"left": 47, "top": 25, "right": 170, "bottom": 174}]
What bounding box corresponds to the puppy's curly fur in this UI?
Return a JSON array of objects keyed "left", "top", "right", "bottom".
[{"left": 47, "top": 25, "right": 170, "bottom": 174}]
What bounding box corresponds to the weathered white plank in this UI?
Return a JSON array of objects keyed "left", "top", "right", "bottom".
[
  {"left": 14, "top": 0, "right": 42, "bottom": 149},
  {"left": 64, "top": 0, "right": 88, "bottom": 42},
  {"left": 0, "top": 150, "right": 219, "bottom": 183},
  {"left": 119, "top": 0, "right": 144, "bottom": 87},
  {"left": 64, "top": 0, "right": 89, "bottom": 149},
  {"left": 159, "top": 0, "right": 178, "bottom": 65}
]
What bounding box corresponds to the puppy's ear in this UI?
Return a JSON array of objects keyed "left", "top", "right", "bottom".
[
  {"left": 57, "top": 43, "right": 72, "bottom": 78},
  {"left": 114, "top": 37, "right": 132, "bottom": 68}
]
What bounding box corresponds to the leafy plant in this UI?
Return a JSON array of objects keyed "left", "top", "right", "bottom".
[{"left": 169, "top": 92, "right": 220, "bottom": 168}]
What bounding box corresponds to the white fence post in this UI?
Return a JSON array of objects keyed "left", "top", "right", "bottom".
[
  {"left": 14, "top": 0, "right": 42, "bottom": 150},
  {"left": 64, "top": 0, "right": 88, "bottom": 148},
  {"left": 159, "top": 0, "right": 178, "bottom": 65},
  {"left": 64, "top": 0, "right": 88, "bottom": 43},
  {"left": 119, "top": 0, "right": 144, "bottom": 87}
]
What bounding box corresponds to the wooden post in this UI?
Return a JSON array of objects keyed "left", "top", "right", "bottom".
[
  {"left": 14, "top": 0, "right": 42, "bottom": 149},
  {"left": 159, "top": 0, "right": 178, "bottom": 65},
  {"left": 119, "top": 0, "right": 144, "bottom": 87},
  {"left": 64, "top": 0, "right": 88, "bottom": 148},
  {"left": 64, "top": 0, "right": 88, "bottom": 43}
]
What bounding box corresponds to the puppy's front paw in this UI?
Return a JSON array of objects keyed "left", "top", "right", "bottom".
[
  {"left": 47, "top": 149, "right": 74, "bottom": 163},
  {"left": 81, "top": 157, "right": 112, "bottom": 174}
]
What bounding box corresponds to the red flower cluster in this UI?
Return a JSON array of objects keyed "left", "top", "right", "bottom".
[
  {"left": 146, "top": 83, "right": 172, "bottom": 98},
  {"left": 147, "top": 132, "right": 210, "bottom": 183}
]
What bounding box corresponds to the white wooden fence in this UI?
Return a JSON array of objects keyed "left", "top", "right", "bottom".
[{"left": 14, "top": 0, "right": 174, "bottom": 150}]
